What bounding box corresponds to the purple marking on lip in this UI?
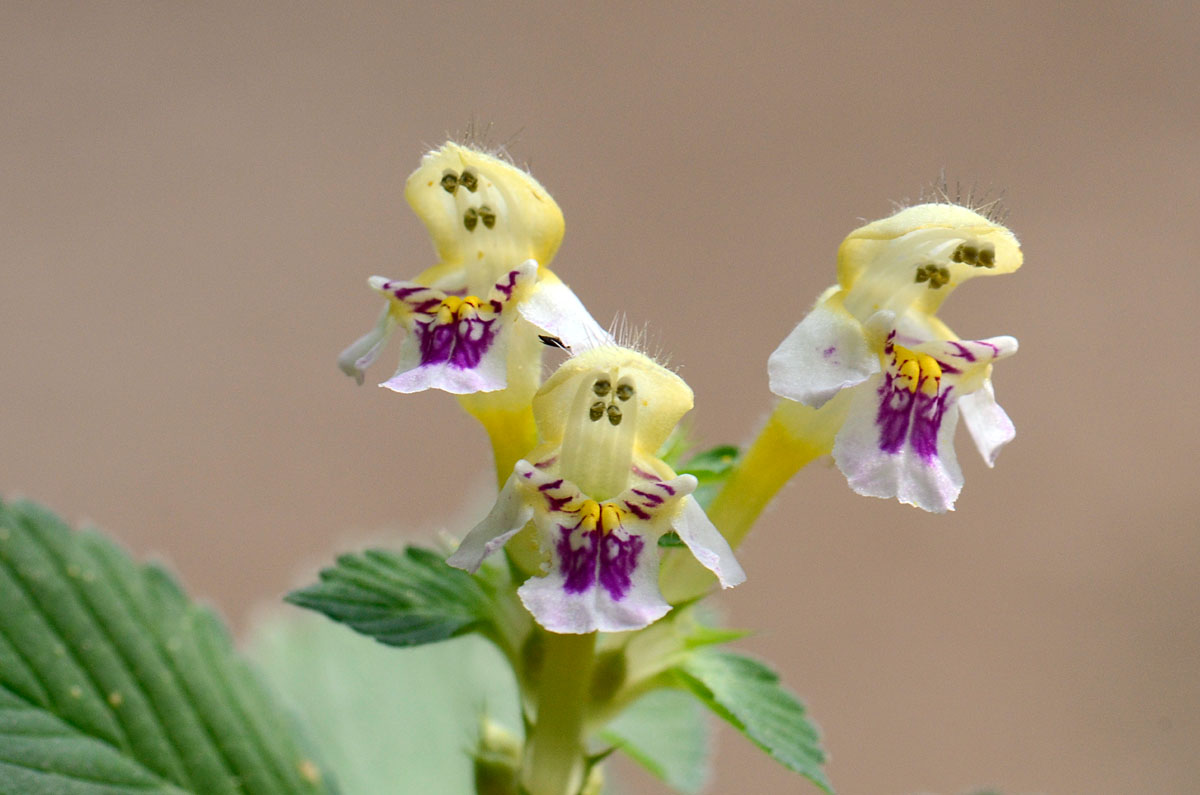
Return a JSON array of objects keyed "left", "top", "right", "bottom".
[
  {"left": 822, "top": 346, "right": 837, "bottom": 358},
  {"left": 556, "top": 520, "right": 646, "bottom": 601},
  {"left": 557, "top": 523, "right": 599, "bottom": 594},
  {"left": 874, "top": 372, "right": 915, "bottom": 455},
  {"left": 909, "top": 386, "right": 951, "bottom": 462},
  {"left": 533, "top": 456, "right": 558, "bottom": 469},
  {"left": 874, "top": 370, "right": 951, "bottom": 462},
  {"left": 598, "top": 531, "right": 644, "bottom": 601},
  {"left": 656, "top": 481, "right": 676, "bottom": 497},
  {"left": 411, "top": 312, "right": 499, "bottom": 371},
  {"left": 539, "top": 478, "right": 564, "bottom": 491}
]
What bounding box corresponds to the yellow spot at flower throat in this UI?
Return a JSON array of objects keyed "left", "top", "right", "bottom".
[
  {"left": 577, "top": 500, "right": 625, "bottom": 535},
  {"left": 892, "top": 345, "right": 942, "bottom": 396},
  {"left": 436, "top": 295, "right": 484, "bottom": 324}
]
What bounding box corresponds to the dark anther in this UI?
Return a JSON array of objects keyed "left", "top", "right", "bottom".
[
  {"left": 593, "top": 379, "right": 611, "bottom": 397},
  {"left": 479, "top": 206, "right": 496, "bottom": 229},
  {"left": 463, "top": 208, "right": 478, "bottom": 231},
  {"left": 440, "top": 173, "right": 459, "bottom": 194},
  {"left": 977, "top": 245, "right": 995, "bottom": 267},
  {"left": 589, "top": 402, "right": 606, "bottom": 422},
  {"left": 615, "top": 383, "right": 634, "bottom": 402},
  {"left": 918, "top": 263, "right": 950, "bottom": 288},
  {"left": 960, "top": 244, "right": 978, "bottom": 264},
  {"left": 539, "top": 334, "right": 569, "bottom": 351},
  {"left": 460, "top": 170, "right": 478, "bottom": 192},
  {"left": 951, "top": 245, "right": 965, "bottom": 263},
  {"left": 606, "top": 404, "right": 622, "bottom": 425}
]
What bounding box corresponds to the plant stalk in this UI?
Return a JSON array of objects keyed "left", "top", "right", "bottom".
[
  {"left": 661, "top": 395, "right": 848, "bottom": 603},
  {"left": 520, "top": 631, "right": 597, "bottom": 795}
]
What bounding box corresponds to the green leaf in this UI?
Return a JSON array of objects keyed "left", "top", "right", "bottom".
[
  {"left": 682, "top": 624, "right": 750, "bottom": 651},
  {"left": 678, "top": 445, "right": 741, "bottom": 509},
  {"left": 678, "top": 445, "right": 740, "bottom": 478},
  {"left": 599, "top": 688, "right": 710, "bottom": 794},
  {"left": 657, "top": 532, "right": 685, "bottom": 548},
  {"left": 674, "top": 651, "right": 832, "bottom": 794},
  {"left": 250, "top": 613, "right": 521, "bottom": 795},
  {"left": 285, "top": 546, "right": 496, "bottom": 649},
  {"left": 0, "top": 498, "right": 333, "bottom": 795}
]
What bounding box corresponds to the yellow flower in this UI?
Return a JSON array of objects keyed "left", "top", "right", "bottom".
[
  {"left": 768, "top": 203, "right": 1021, "bottom": 511},
  {"left": 338, "top": 142, "right": 607, "bottom": 394},
  {"left": 449, "top": 346, "right": 744, "bottom": 633}
]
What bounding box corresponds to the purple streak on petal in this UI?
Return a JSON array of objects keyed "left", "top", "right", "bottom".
[
  {"left": 489, "top": 299, "right": 503, "bottom": 313},
  {"left": 875, "top": 371, "right": 915, "bottom": 455},
  {"left": 622, "top": 500, "right": 651, "bottom": 520},
  {"left": 537, "top": 479, "right": 574, "bottom": 512},
  {"left": 822, "top": 346, "right": 837, "bottom": 359},
  {"left": 411, "top": 298, "right": 443, "bottom": 314},
  {"left": 630, "top": 488, "right": 663, "bottom": 506},
  {"left": 557, "top": 524, "right": 599, "bottom": 594},
  {"left": 522, "top": 470, "right": 534, "bottom": 479},
  {"left": 392, "top": 286, "right": 428, "bottom": 300},
  {"left": 533, "top": 456, "right": 557, "bottom": 469},
  {"left": 937, "top": 360, "right": 963, "bottom": 375},
  {"left": 909, "top": 386, "right": 953, "bottom": 461},
  {"left": 947, "top": 340, "right": 977, "bottom": 362},
  {"left": 598, "top": 531, "right": 645, "bottom": 601},
  {"left": 631, "top": 465, "right": 663, "bottom": 482},
  {"left": 656, "top": 481, "right": 676, "bottom": 497},
  {"left": 492, "top": 268, "right": 522, "bottom": 300}
]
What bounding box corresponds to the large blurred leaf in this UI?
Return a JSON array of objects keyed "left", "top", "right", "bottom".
[
  {"left": 250, "top": 613, "right": 521, "bottom": 795},
  {"left": 285, "top": 547, "right": 496, "bottom": 648},
  {"left": 600, "top": 688, "right": 710, "bottom": 794},
  {"left": 675, "top": 651, "right": 832, "bottom": 794},
  {"left": 0, "top": 498, "right": 333, "bottom": 795}
]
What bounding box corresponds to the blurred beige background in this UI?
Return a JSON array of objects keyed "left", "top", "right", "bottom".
[{"left": 3, "top": 2, "right": 1198, "bottom": 793}]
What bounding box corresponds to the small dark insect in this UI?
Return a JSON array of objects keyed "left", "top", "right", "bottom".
[{"left": 539, "top": 335, "right": 570, "bottom": 351}]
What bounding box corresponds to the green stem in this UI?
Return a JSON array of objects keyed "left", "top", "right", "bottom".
[
  {"left": 661, "top": 395, "right": 849, "bottom": 603},
  {"left": 520, "top": 632, "right": 597, "bottom": 795}
]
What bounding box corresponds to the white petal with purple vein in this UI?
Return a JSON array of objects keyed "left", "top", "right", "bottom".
[
  {"left": 833, "top": 374, "right": 964, "bottom": 513},
  {"left": 518, "top": 526, "right": 668, "bottom": 634},
  {"left": 768, "top": 295, "right": 877, "bottom": 408}
]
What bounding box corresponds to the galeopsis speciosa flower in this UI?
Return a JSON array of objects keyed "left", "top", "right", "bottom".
[{"left": 768, "top": 203, "right": 1021, "bottom": 512}]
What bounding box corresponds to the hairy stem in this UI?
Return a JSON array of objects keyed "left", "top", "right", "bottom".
[{"left": 520, "top": 631, "right": 597, "bottom": 795}]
